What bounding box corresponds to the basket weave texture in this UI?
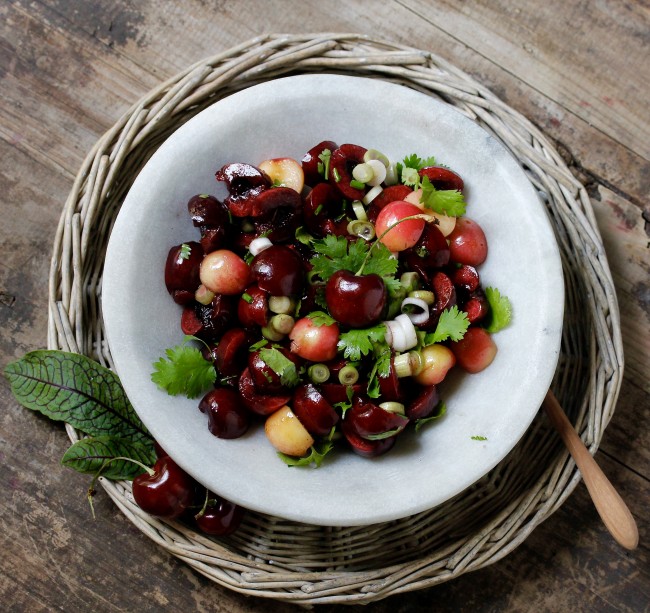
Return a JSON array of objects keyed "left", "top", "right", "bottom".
[{"left": 47, "top": 34, "right": 623, "bottom": 605}]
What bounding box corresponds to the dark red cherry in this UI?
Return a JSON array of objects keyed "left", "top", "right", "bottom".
[
  {"left": 237, "top": 284, "right": 269, "bottom": 328},
  {"left": 247, "top": 348, "right": 301, "bottom": 394},
  {"left": 292, "top": 384, "right": 340, "bottom": 437},
  {"left": 250, "top": 187, "right": 302, "bottom": 242},
  {"left": 329, "top": 144, "right": 367, "bottom": 200},
  {"left": 406, "top": 385, "right": 441, "bottom": 421},
  {"left": 403, "top": 222, "right": 450, "bottom": 278},
  {"left": 238, "top": 367, "right": 292, "bottom": 415},
  {"left": 341, "top": 415, "right": 396, "bottom": 458},
  {"left": 451, "top": 264, "right": 480, "bottom": 292},
  {"left": 319, "top": 382, "right": 364, "bottom": 404},
  {"left": 301, "top": 140, "right": 337, "bottom": 186},
  {"left": 462, "top": 289, "right": 490, "bottom": 324},
  {"left": 216, "top": 162, "right": 270, "bottom": 194},
  {"left": 188, "top": 194, "right": 228, "bottom": 227},
  {"left": 192, "top": 294, "right": 237, "bottom": 342},
  {"left": 419, "top": 271, "right": 457, "bottom": 330},
  {"left": 325, "top": 270, "right": 386, "bottom": 327},
  {"left": 378, "top": 356, "right": 404, "bottom": 402},
  {"left": 418, "top": 166, "right": 464, "bottom": 192},
  {"left": 216, "top": 163, "right": 271, "bottom": 217},
  {"left": 214, "top": 328, "right": 249, "bottom": 377},
  {"left": 303, "top": 183, "right": 349, "bottom": 237},
  {"left": 251, "top": 245, "right": 304, "bottom": 296},
  {"left": 132, "top": 456, "right": 195, "bottom": 519},
  {"left": 199, "top": 387, "right": 250, "bottom": 439},
  {"left": 195, "top": 495, "right": 245, "bottom": 536},
  {"left": 164, "top": 241, "right": 203, "bottom": 305},
  {"left": 347, "top": 396, "right": 409, "bottom": 440}
]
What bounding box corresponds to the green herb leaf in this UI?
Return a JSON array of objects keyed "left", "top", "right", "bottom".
[
  {"left": 415, "top": 402, "right": 447, "bottom": 432},
  {"left": 309, "top": 235, "right": 398, "bottom": 292},
  {"left": 367, "top": 345, "right": 392, "bottom": 398},
  {"left": 402, "top": 153, "right": 437, "bottom": 171},
  {"left": 151, "top": 340, "right": 216, "bottom": 398},
  {"left": 278, "top": 428, "right": 336, "bottom": 468},
  {"left": 424, "top": 306, "right": 470, "bottom": 344},
  {"left": 61, "top": 436, "right": 156, "bottom": 479},
  {"left": 484, "top": 287, "right": 512, "bottom": 333},
  {"left": 259, "top": 348, "right": 299, "bottom": 387},
  {"left": 5, "top": 350, "right": 152, "bottom": 446},
  {"left": 307, "top": 311, "right": 337, "bottom": 327},
  {"left": 318, "top": 148, "right": 331, "bottom": 180},
  {"left": 471, "top": 435, "right": 488, "bottom": 441},
  {"left": 337, "top": 324, "right": 387, "bottom": 361},
  {"left": 420, "top": 176, "right": 466, "bottom": 217},
  {"left": 179, "top": 243, "right": 192, "bottom": 260}
]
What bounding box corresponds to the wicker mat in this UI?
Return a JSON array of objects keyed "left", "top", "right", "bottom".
[{"left": 47, "top": 34, "right": 623, "bottom": 605}]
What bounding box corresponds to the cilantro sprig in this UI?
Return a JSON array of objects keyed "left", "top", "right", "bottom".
[
  {"left": 258, "top": 347, "right": 300, "bottom": 387},
  {"left": 420, "top": 176, "right": 466, "bottom": 217},
  {"left": 151, "top": 335, "right": 216, "bottom": 398},
  {"left": 309, "top": 235, "right": 401, "bottom": 294},
  {"left": 483, "top": 287, "right": 512, "bottom": 333},
  {"left": 423, "top": 306, "right": 470, "bottom": 345}
]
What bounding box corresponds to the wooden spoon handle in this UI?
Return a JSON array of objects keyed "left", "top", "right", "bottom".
[{"left": 543, "top": 390, "right": 638, "bottom": 550}]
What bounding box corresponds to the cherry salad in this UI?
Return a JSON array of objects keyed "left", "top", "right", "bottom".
[{"left": 154, "top": 141, "right": 512, "bottom": 465}]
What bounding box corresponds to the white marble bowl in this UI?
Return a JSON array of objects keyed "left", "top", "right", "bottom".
[{"left": 102, "top": 74, "right": 563, "bottom": 526}]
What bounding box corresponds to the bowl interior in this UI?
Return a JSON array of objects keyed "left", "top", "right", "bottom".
[{"left": 102, "top": 74, "right": 564, "bottom": 526}]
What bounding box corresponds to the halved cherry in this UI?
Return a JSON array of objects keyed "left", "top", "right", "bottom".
[
  {"left": 216, "top": 162, "right": 270, "bottom": 194},
  {"left": 418, "top": 271, "right": 457, "bottom": 331},
  {"left": 347, "top": 396, "right": 409, "bottom": 441},
  {"left": 292, "top": 383, "right": 340, "bottom": 436},
  {"left": 189, "top": 295, "right": 237, "bottom": 343},
  {"left": 320, "top": 382, "right": 364, "bottom": 404},
  {"left": 406, "top": 385, "right": 441, "bottom": 421},
  {"left": 215, "top": 328, "right": 249, "bottom": 377},
  {"left": 462, "top": 289, "right": 490, "bottom": 324},
  {"left": 419, "top": 166, "right": 464, "bottom": 192},
  {"left": 247, "top": 348, "right": 301, "bottom": 394},
  {"left": 237, "top": 284, "right": 269, "bottom": 328},
  {"left": 301, "top": 140, "right": 337, "bottom": 186},
  {"left": 250, "top": 187, "right": 302, "bottom": 242},
  {"left": 341, "top": 415, "right": 396, "bottom": 458},
  {"left": 378, "top": 356, "right": 404, "bottom": 402},
  {"left": 329, "top": 144, "right": 367, "bottom": 200},
  {"left": 303, "top": 183, "right": 349, "bottom": 237},
  {"left": 238, "top": 367, "right": 291, "bottom": 416},
  {"left": 402, "top": 221, "right": 450, "bottom": 278}
]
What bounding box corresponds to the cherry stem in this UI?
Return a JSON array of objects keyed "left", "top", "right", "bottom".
[
  {"left": 86, "top": 456, "right": 155, "bottom": 518},
  {"left": 355, "top": 214, "right": 429, "bottom": 276}
]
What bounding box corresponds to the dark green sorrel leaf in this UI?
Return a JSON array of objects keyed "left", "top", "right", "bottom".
[
  {"left": 61, "top": 436, "right": 156, "bottom": 480},
  {"left": 4, "top": 350, "right": 152, "bottom": 447}
]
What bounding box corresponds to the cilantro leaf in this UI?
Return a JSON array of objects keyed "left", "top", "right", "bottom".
[
  {"left": 309, "top": 235, "right": 398, "bottom": 294},
  {"left": 179, "top": 243, "right": 192, "bottom": 260},
  {"left": 415, "top": 402, "right": 447, "bottom": 432},
  {"left": 420, "top": 176, "right": 466, "bottom": 217},
  {"left": 307, "top": 311, "right": 337, "bottom": 326},
  {"left": 258, "top": 348, "right": 300, "bottom": 387},
  {"left": 424, "top": 306, "right": 470, "bottom": 344},
  {"left": 337, "top": 324, "right": 387, "bottom": 361},
  {"left": 402, "top": 153, "right": 437, "bottom": 171},
  {"left": 278, "top": 429, "right": 336, "bottom": 467},
  {"left": 151, "top": 341, "right": 216, "bottom": 398},
  {"left": 366, "top": 345, "right": 392, "bottom": 398},
  {"left": 484, "top": 287, "right": 512, "bottom": 333}
]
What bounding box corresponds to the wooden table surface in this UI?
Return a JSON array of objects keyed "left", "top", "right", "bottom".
[{"left": 1, "top": 1, "right": 648, "bottom": 611}]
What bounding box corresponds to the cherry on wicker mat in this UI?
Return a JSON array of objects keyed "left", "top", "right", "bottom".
[
  {"left": 132, "top": 456, "right": 196, "bottom": 519},
  {"left": 195, "top": 494, "right": 245, "bottom": 536}
]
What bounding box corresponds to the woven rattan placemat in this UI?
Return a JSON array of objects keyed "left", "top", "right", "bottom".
[{"left": 47, "top": 34, "right": 623, "bottom": 605}]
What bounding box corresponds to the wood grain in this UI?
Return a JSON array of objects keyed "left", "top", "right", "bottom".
[{"left": 1, "top": 0, "right": 648, "bottom": 610}]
